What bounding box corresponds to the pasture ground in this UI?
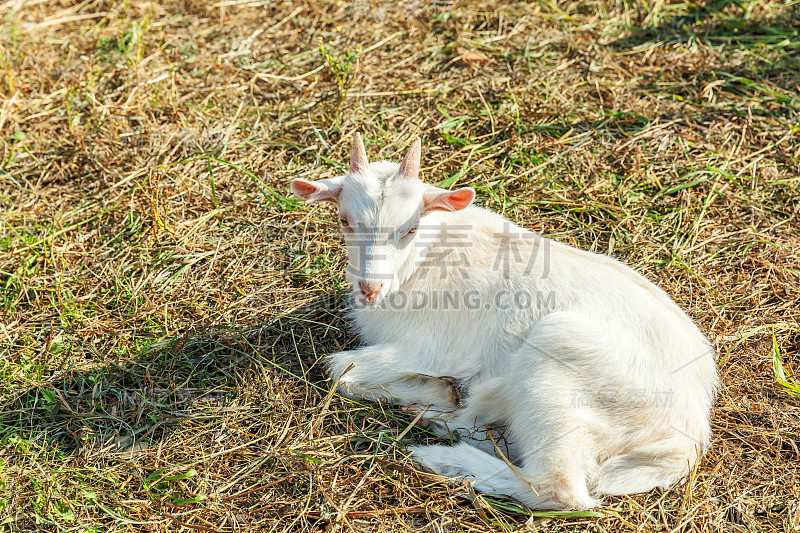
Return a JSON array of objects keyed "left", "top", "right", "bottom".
[{"left": 1, "top": 0, "right": 799, "bottom": 531}]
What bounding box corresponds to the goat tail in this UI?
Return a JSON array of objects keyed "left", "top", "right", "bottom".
[{"left": 594, "top": 437, "right": 701, "bottom": 496}]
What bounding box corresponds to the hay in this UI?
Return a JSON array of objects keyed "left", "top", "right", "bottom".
[{"left": 0, "top": 0, "right": 798, "bottom": 530}]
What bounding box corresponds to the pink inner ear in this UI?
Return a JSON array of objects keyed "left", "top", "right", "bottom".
[
  {"left": 291, "top": 178, "right": 341, "bottom": 204},
  {"left": 291, "top": 179, "right": 320, "bottom": 200},
  {"left": 423, "top": 187, "right": 475, "bottom": 213}
]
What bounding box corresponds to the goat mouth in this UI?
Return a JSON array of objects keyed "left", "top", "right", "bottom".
[{"left": 355, "top": 292, "right": 384, "bottom": 307}]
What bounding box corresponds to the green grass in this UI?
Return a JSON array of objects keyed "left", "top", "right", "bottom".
[{"left": 0, "top": 0, "right": 798, "bottom": 530}]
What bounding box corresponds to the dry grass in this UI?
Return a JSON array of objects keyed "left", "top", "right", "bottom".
[{"left": 1, "top": 0, "right": 799, "bottom": 531}]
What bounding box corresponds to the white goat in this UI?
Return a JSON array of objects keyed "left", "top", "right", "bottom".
[{"left": 291, "top": 133, "right": 719, "bottom": 510}]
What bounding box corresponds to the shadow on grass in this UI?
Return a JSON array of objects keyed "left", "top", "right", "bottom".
[
  {"left": 1, "top": 293, "right": 537, "bottom": 529},
  {"left": 610, "top": 0, "right": 799, "bottom": 49},
  {"left": 1, "top": 294, "right": 436, "bottom": 529},
  {"left": 0, "top": 295, "right": 430, "bottom": 526},
  {"left": 608, "top": 0, "right": 800, "bottom": 111},
  {"left": 2, "top": 294, "right": 354, "bottom": 460}
]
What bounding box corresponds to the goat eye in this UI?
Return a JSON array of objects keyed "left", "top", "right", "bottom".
[
  {"left": 405, "top": 225, "right": 418, "bottom": 236},
  {"left": 339, "top": 216, "right": 349, "bottom": 227}
]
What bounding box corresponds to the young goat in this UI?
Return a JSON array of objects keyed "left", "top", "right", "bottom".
[{"left": 291, "top": 133, "right": 719, "bottom": 510}]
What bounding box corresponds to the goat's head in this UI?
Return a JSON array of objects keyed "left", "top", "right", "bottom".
[{"left": 291, "top": 133, "right": 475, "bottom": 306}]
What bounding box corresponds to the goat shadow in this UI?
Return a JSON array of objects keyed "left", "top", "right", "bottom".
[{"left": 3, "top": 292, "right": 435, "bottom": 475}]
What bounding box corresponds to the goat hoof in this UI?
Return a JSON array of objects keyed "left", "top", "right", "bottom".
[
  {"left": 436, "top": 376, "right": 463, "bottom": 407},
  {"left": 401, "top": 405, "right": 434, "bottom": 427}
]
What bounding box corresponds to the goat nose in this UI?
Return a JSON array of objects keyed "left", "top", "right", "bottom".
[{"left": 359, "top": 280, "right": 384, "bottom": 302}]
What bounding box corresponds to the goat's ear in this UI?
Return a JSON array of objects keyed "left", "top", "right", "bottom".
[
  {"left": 291, "top": 176, "right": 343, "bottom": 204},
  {"left": 350, "top": 132, "right": 369, "bottom": 174},
  {"left": 397, "top": 138, "right": 421, "bottom": 181},
  {"left": 422, "top": 187, "right": 475, "bottom": 214}
]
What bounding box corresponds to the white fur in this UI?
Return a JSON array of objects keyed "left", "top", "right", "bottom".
[{"left": 291, "top": 135, "right": 719, "bottom": 510}]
